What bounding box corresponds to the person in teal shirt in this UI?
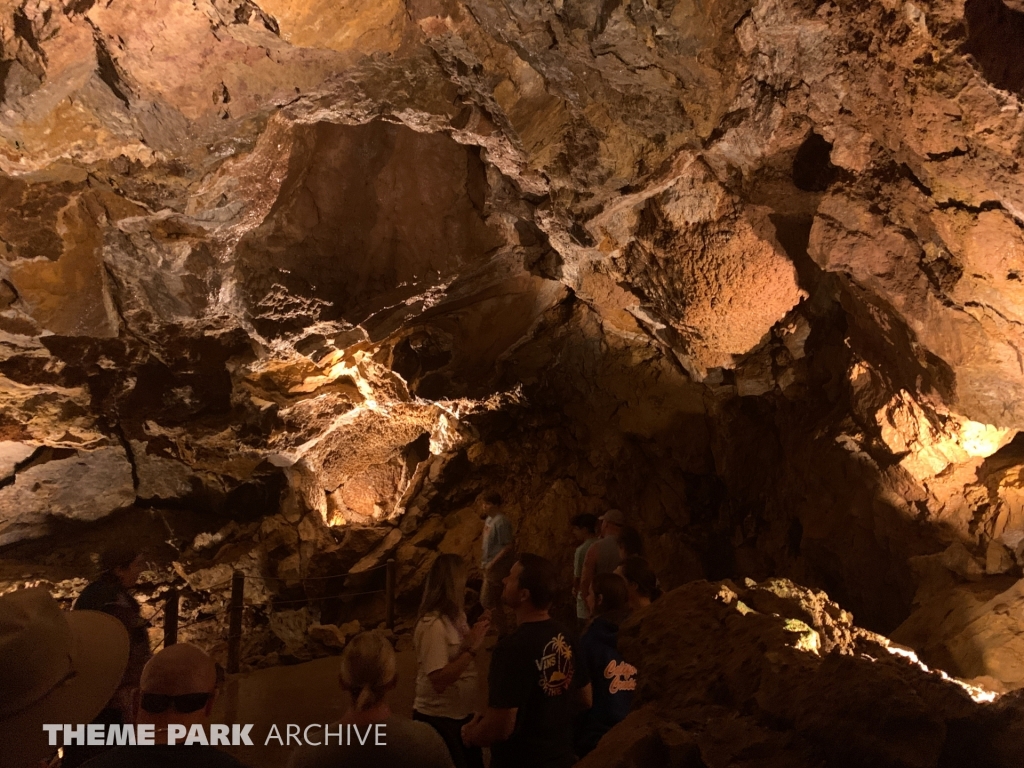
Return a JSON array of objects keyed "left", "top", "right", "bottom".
[
  {"left": 480, "top": 493, "right": 514, "bottom": 636},
  {"left": 570, "top": 514, "right": 599, "bottom": 630}
]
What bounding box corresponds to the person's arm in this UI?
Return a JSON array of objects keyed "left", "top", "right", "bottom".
[
  {"left": 461, "top": 707, "right": 517, "bottom": 747},
  {"left": 577, "top": 682, "right": 593, "bottom": 709},
  {"left": 466, "top": 632, "right": 526, "bottom": 749},
  {"left": 579, "top": 544, "right": 599, "bottom": 606},
  {"left": 428, "top": 616, "right": 489, "bottom": 694},
  {"left": 489, "top": 544, "right": 512, "bottom": 571}
]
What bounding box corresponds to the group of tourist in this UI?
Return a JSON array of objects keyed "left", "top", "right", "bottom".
[
  {"left": 383, "top": 495, "right": 661, "bottom": 768},
  {"left": 1, "top": 565, "right": 245, "bottom": 768},
  {"left": 296, "top": 494, "right": 661, "bottom": 768},
  {"left": 0, "top": 494, "right": 662, "bottom": 768}
]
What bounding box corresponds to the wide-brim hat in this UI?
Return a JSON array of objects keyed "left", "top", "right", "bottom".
[
  {"left": 0, "top": 588, "right": 130, "bottom": 768},
  {"left": 599, "top": 509, "right": 626, "bottom": 526}
]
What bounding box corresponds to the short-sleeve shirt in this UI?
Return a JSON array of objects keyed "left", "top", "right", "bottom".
[
  {"left": 487, "top": 618, "right": 590, "bottom": 768},
  {"left": 413, "top": 612, "right": 478, "bottom": 718},
  {"left": 481, "top": 514, "right": 513, "bottom": 570},
  {"left": 591, "top": 536, "right": 621, "bottom": 576},
  {"left": 573, "top": 538, "right": 597, "bottom": 618}
]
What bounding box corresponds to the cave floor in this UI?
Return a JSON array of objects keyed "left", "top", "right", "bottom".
[{"left": 213, "top": 638, "right": 494, "bottom": 768}]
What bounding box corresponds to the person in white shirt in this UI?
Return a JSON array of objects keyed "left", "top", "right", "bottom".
[{"left": 413, "top": 554, "right": 490, "bottom": 768}]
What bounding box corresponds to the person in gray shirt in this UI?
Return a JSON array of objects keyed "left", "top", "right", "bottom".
[
  {"left": 289, "top": 631, "right": 454, "bottom": 768},
  {"left": 579, "top": 509, "right": 626, "bottom": 609}
]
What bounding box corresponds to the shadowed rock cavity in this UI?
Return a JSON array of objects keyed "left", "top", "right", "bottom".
[{"left": 3, "top": 0, "right": 1024, "bottom": 763}]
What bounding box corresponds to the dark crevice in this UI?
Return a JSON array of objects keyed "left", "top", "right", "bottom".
[
  {"left": 594, "top": 0, "right": 624, "bottom": 35},
  {"left": 920, "top": 245, "right": 964, "bottom": 295},
  {"left": 65, "top": 0, "right": 97, "bottom": 15},
  {"left": 963, "top": 0, "right": 1024, "bottom": 95},
  {"left": 935, "top": 198, "right": 1005, "bottom": 214},
  {"left": 926, "top": 147, "right": 970, "bottom": 161},
  {"left": 703, "top": 108, "right": 751, "bottom": 148},
  {"left": 0, "top": 446, "right": 79, "bottom": 490},
  {"left": 1, "top": 278, "right": 20, "bottom": 307},
  {"left": 234, "top": 0, "right": 280, "bottom": 35},
  {"left": 112, "top": 422, "right": 141, "bottom": 495},
  {"left": 91, "top": 30, "right": 131, "bottom": 107},
  {"left": 899, "top": 163, "right": 933, "bottom": 196},
  {"left": 13, "top": 10, "right": 46, "bottom": 64},
  {"left": 0, "top": 60, "right": 12, "bottom": 104},
  {"left": 792, "top": 132, "right": 838, "bottom": 192}
]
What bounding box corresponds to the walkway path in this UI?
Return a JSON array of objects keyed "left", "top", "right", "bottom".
[{"left": 213, "top": 641, "right": 492, "bottom": 767}]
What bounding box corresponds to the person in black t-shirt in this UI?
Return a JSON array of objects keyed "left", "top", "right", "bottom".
[{"left": 461, "top": 553, "right": 592, "bottom": 768}]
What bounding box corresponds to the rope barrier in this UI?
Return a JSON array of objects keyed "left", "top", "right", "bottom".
[
  {"left": 52, "top": 558, "right": 397, "bottom": 669},
  {"left": 267, "top": 588, "right": 387, "bottom": 607},
  {"left": 175, "top": 562, "right": 389, "bottom": 592}
]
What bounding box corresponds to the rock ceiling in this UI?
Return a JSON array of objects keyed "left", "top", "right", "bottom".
[{"left": 2, "top": 0, "right": 1024, "bottom": 687}]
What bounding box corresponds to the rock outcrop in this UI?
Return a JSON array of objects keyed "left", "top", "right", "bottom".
[
  {"left": 3, "top": 0, "right": 1024, "bottom": 705},
  {"left": 583, "top": 578, "right": 1024, "bottom": 768}
]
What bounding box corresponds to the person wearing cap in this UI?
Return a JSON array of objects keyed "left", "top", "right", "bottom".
[
  {"left": 0, "top": 587, "right": 129, "bottom": 768},
  {"left": 578, "top": 509, "right": 625, "bottom": 614},
  {"left": 79, "top": 643, "right": 246, "bottom": 768},
  {"left": 478, "top": 493, "right": 515, "bottom": 637},
  {"left": 65, "top": 548, "right": 151, "bottom": 768}
]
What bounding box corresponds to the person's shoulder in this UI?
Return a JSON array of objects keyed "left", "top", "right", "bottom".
[
  {"left": 416, "top": 612, "right": 454, "bottom": 634},
  {"left": 544, "top": 617, "right": 574, "bottom": 635},
  {"left": 74, "top": 579, "right": 114, "bottom": 608}
]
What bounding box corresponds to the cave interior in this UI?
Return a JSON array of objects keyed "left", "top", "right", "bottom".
[{"left": 3, "top": 0, "right": 1024, "bottom": 765}]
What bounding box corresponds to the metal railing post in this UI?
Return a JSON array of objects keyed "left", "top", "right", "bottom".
[
  {"left": 385, "top": 559, "right": 396, "bottom": 629},
  {"left": 227, "top": 571, "right": 245, "bottom": 673},
  {"left": 163, "top": 588, "right": 179, "bottom": 647}
]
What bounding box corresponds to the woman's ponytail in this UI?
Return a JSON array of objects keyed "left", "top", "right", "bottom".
[{"left": 339, "top": 631, "right": 397, "bottom": 712}]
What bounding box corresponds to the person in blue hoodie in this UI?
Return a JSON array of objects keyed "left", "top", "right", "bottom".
[{"left": 575, "top": 572, "right": 637, "bottom": 757}]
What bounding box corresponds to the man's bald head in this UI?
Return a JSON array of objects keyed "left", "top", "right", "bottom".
[{"left": 141, "top": 643, "right": 217, "bottom": 695}]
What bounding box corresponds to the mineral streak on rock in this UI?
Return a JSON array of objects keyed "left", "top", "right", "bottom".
[{"left": 3, "top": 0, "right": 1024, "bottom": 736}]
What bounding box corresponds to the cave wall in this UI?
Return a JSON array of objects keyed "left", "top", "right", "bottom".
[{"left": 2, "top": 0, "right": 1024, "bottom": 686}]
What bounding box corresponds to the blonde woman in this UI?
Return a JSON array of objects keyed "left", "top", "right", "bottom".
[
  {"left": 413, "top": 554, "right": 489, "bottom": 768},
  {"left": 290, "top": 631, "right": 454, "bottom": 768}
]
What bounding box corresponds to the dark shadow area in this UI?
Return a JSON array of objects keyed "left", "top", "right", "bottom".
[
  {"left": 964, "top": 0, "right": 1024, "bottom": 95},
  {"left": 792, "top": 132, "right": 838, "bottom": 192}
]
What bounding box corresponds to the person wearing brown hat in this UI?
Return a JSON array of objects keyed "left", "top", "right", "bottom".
[
  {"left": 0, "top": 588, "right": 129, "bottom": 768},
  {"left": 578, "top": 510, "right": 626, "bottom": 612}
]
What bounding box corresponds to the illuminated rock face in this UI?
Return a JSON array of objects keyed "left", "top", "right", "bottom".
[
  {"left": 3, "top": 0, "right": 1024, "bottom": 693},
  {"left": 579, "top": 578, "right": 1024, "bottom": 768}
]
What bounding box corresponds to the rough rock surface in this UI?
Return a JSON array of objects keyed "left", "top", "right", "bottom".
[
  {"left": 582, "top": 578, "right": 1024, "bottom": 768},
  {"left": 3, "top": 0, "right": 1024, "bottom": 705}
]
